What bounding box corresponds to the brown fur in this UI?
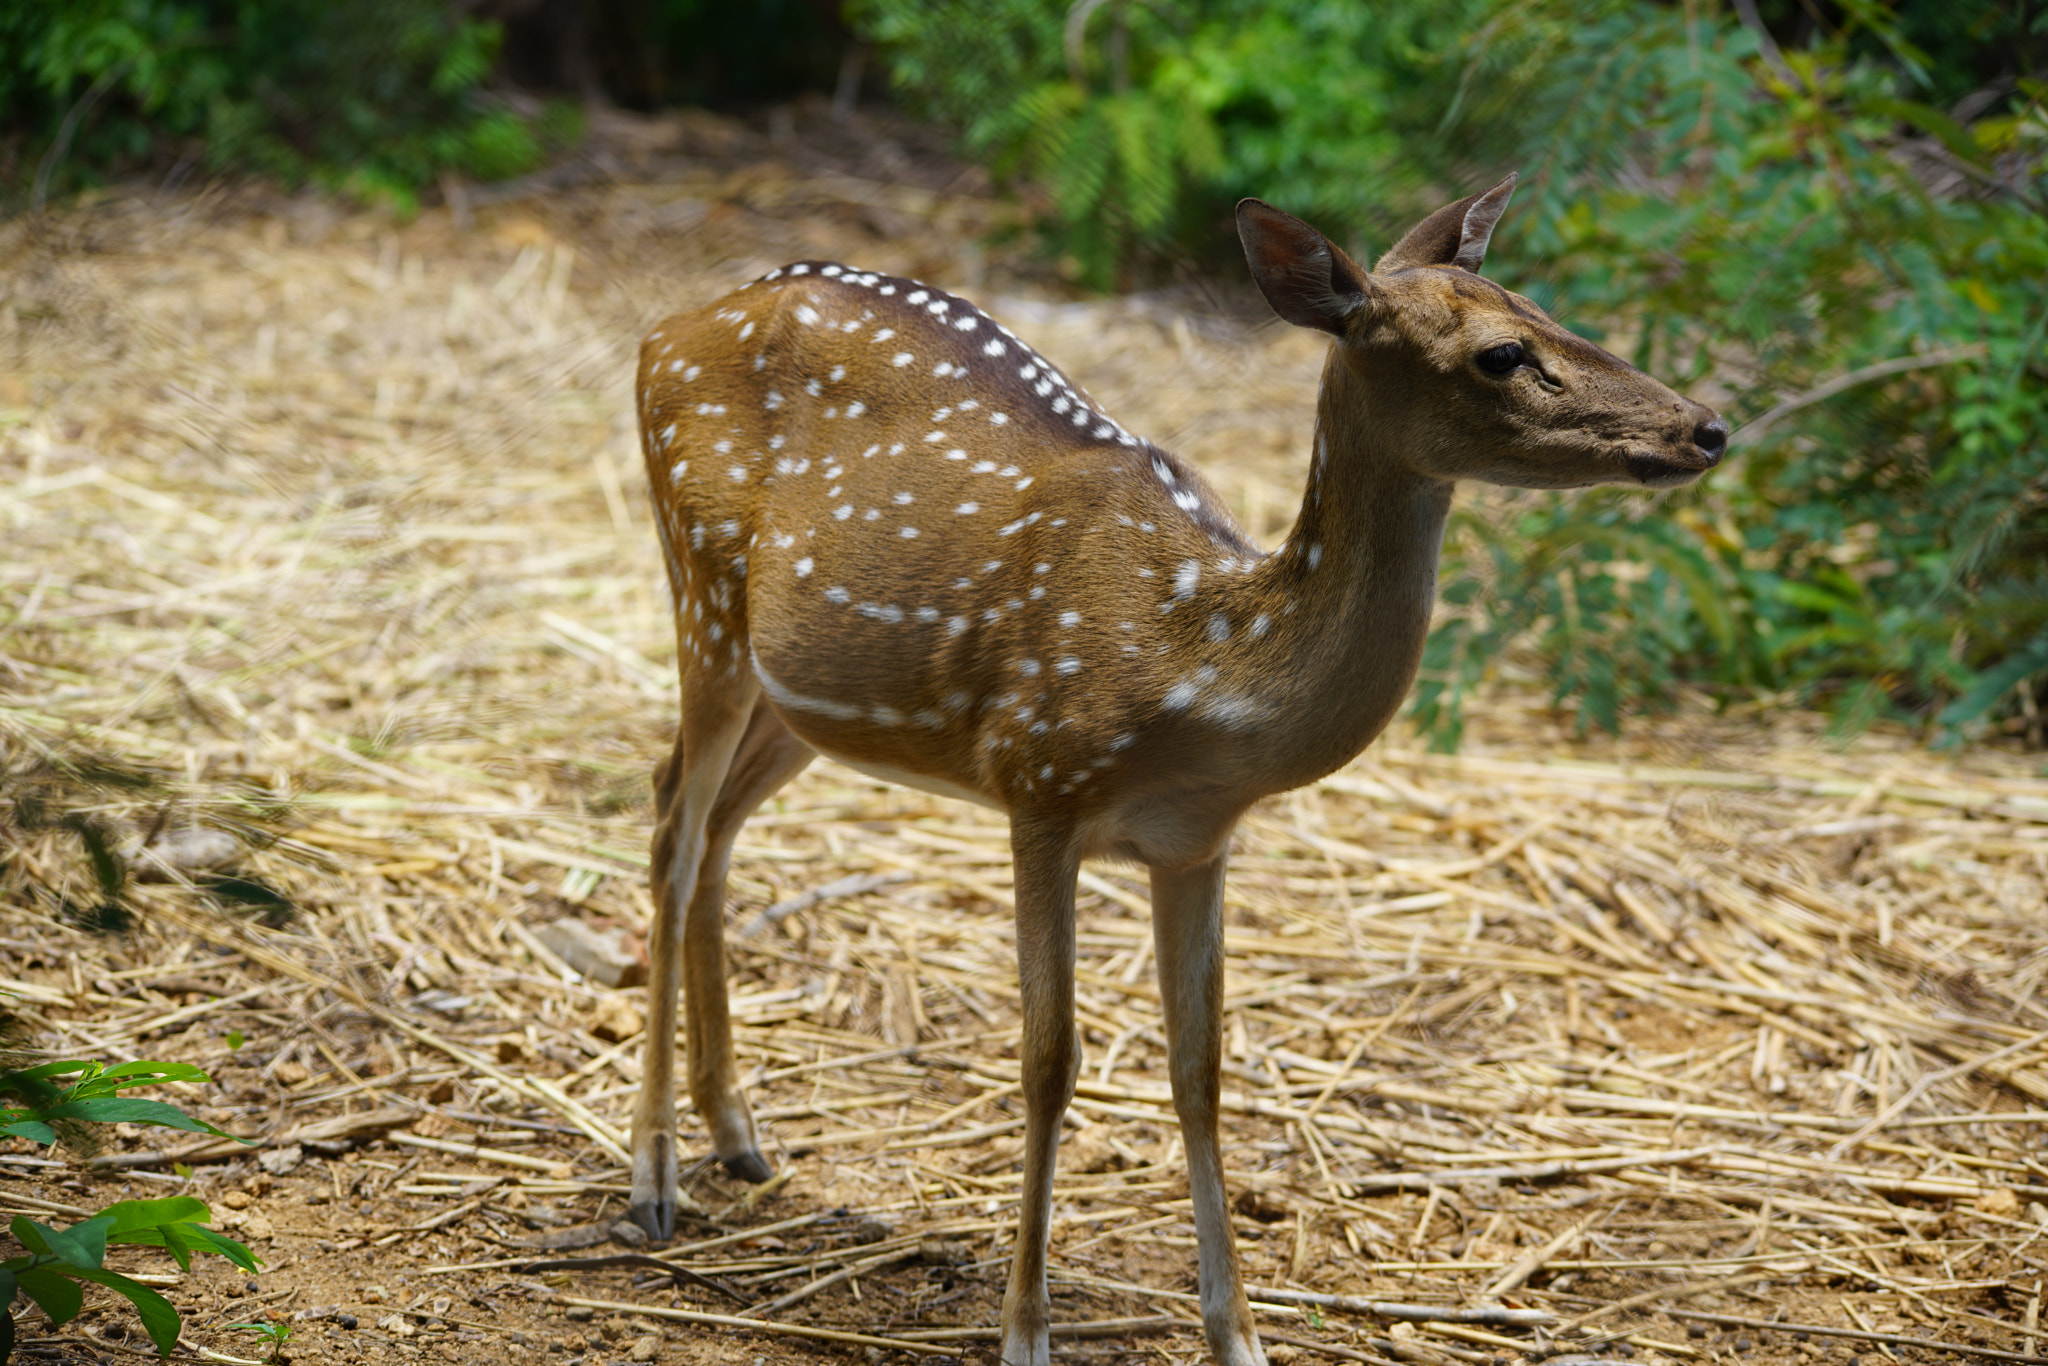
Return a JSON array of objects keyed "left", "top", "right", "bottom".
[{"left": 625, "top": 179, "right": 1724, "bottom": 1366}]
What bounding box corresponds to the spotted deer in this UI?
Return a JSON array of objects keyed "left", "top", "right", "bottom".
[{"left": 626, "top": 174, "right": 1726, "bottom": 1366}]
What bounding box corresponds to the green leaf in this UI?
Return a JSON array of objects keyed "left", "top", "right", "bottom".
[
  {"left": 41, "top": 1098, "right": 240, "bottom": 1140},
  {"left": 119, "top": 1220, "right": 259, "bottom": 1275},
  {"left": 0, "top": 1120, "right": 57, "bottom": 1145},
  {"left": 68, "top": 1267, "right": 182, "bottom": 1357},
  {"left": 92, "top": 1197, "right": 211, "bottom": 1238},
  {"left": 15, "top": 1214, "right": 107, "bottom": 1271},
  {"left": 9, "top": 1216, "right": 55, "bottom": 1260},
  {"left": 14, "top": 1267, "right": 84, "bottom": 1325},
  {"left": 0, "top": 1061, "right": 97, "bottom": 1086},
  {"left": 98, "top": 1061, "right": 214, "bottom": 1089},
  {"left": 1859, "top": 95, "right": 1988, "bottom": 168},
  {"left": 171, "top": 1224, "right": 259, "bottom": 1274},
  {"left": 1942, "top": 624, "right": 2048, "bottom": 734}
]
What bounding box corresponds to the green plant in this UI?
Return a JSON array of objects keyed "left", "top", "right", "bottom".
[
  {"left": 0, "top": 1060, "right": 241, "bottom": 1147},
  {"left": 861, "top": 0, "right": 2048, "bottom": 744},
  {"left": 1, "top": 1199, "right": 260, "bottom": 1361},
  {"left": 1422, "top": 3, "right": 2048, "bottom": 745},
  {"left": 851, "top": 0, "right": 1488, "bottom": 286},
  {"left": 0, "top": 0, "right": 547, "bottom": 213},
  {"left": 0, "top": 1061, "right": 258, "bottom": 1361},
  {"left": 229, "top": 1318, "right": 292, "bottom": 1361}
]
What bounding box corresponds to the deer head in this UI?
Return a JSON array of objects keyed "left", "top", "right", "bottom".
[{"left": 1237, "top": 173, "right": 1727, "bottom": 491}]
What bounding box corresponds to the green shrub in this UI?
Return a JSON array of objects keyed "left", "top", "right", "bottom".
[
  {"left": 0, "top": 0, "right": 545, "bottom": 213},
  {"left": 0, "top": 1060, "right": 258, "bottom": 1361},
  {"left": 1425, "top": 4, "right": 2048, "bottom": 746},
  {"left": 858, "top": 0, "right": 2048, "bottom": 744}
]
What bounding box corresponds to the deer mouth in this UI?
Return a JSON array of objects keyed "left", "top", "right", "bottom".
[{"left": 1624, "top": 450, "right": 1719, "bottom": 488}]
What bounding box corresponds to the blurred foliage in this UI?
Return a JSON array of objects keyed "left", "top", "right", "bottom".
[
  {"left": 857, "top": 0, "right": 2048, "bottom": 747},
  {"left": 515, "top": 0, "right": 852, "bottom": 110},
  {"left": 0, "top": 0, "right": 554, "bottom": 213}
]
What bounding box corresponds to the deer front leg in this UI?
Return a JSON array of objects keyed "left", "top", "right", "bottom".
[
  {"left": 998, "top": 822, "right": 1083, "bottom": 1366},
  {"left": 1152, "top": 852, "right": 1269, "bottom": 1366},
  {"left": 628, "top": 678, "right": 764, "bottom": 1239}
]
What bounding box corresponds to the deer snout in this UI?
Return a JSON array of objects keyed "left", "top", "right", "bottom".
[{"left": 1692, "top": 417, "right": 1728, "bottom": 466}]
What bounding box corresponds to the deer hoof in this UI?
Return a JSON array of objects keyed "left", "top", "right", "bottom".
[
  {"left": 720, "top": 1148, "right": 774, "bottom": 1183},
  {"left": 626, "top": 1191, "right": 676, "bottom": 1241}
]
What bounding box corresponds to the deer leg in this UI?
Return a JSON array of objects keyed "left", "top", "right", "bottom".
[
  {"left": 1152, "top": 852, "right": 1268, "bottom": 1366},
  {"left": 628, "top": 675, "right": 765, "bottom": 1239},
  {"left": 997, "top": 821, "right": 1082, "bottom": 1366},
  {"left": 684, "top": 700, "right": 813, "bottom": 1181}
]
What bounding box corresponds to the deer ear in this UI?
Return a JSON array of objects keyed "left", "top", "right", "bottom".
[
  {"left": 1377, "top": 172, "right": 1518, "bottom": 274},
  {"left": 1236, "top": 199, "right": 1372, "bottom": 336}
]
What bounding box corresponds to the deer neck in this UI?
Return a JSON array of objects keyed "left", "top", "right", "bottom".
[{"left": 1206, "top": 347, "right": 1453, "bottom": 790}]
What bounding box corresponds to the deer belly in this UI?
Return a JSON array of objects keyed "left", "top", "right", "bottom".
[
  {"left": 815, "top": 752, "right": 1003, "bottom": 811},
  {"left": 750, "top": 647, "right": 1002, "bottom": 809}
]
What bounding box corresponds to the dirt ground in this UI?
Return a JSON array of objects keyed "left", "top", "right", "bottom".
[{"left": 3, "top": 102, "right": 2047, "bottom": 1366}]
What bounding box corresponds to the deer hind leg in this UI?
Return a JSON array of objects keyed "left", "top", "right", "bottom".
[
  {"left": 997, "top": 820, "right": 1083, "bottom": 1366},
  {"left": 1151, "top": 852, "right": 1269, "bottom": 1366},
  {"left": 683, "top": 699, "right": 813, "bottom": 1181},
  {"left": 629, "top": 677, "right": 792, "bottom": 1238}
]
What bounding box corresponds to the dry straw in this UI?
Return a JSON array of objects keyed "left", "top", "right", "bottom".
[{"left": 2, "top": 163, "right": 2046, "bottom": 1363}]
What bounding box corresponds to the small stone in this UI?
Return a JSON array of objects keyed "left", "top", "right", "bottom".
[
  {"left": 590, "top": 995, "right": 644, "bottom": 1043},
  {"left": 221, "top": 1190, "right": 253, "bottom": 1209},
  {"left": 918, "top": 1237, "right": 971, "bottom": 1266},
  {"left": 1734, "top": 1337, "right": 1754, "bottom": 1352},
  {"left": 377, "top": 1313, "right": 416, "bottom": 1338},
  {"left": 1976, "top": 1186, "right": 2020, "bottom": 1219},
  {"left": 565, "top": 1305, "right": 596, "bottom": 1322},
  {"left": 535, "top": 918, "right": 647, "bottom": 988},
  {"left": 258, "top": 1143, "right": 304, "bottom": 1176},
  {"left": 628, "top": 1337, "right": 660, "bottom": 1363},
  {"left": 610, "top": 1219, "right": 648, "bottom": 1249},
  {"left": 134, "top": 827, "right": 241, "bottom": 879},
  {"left": 337, "top": 1314, "right": 358, "bottom": 1330},
  {"left": 1686, "top": 1324, "right": 1708, "bottom": 1340}
]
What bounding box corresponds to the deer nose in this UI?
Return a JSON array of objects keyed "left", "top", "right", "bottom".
[{"left": 1692, "top": 418, "right": 1728, "bottom": 464}]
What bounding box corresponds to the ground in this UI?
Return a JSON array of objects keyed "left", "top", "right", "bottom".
[{"left": 2, "top": 101, "right": 2046, "bottom": 1366}]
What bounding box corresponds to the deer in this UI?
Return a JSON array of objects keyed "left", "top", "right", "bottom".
[{"left": 625, "top": 173, "right": 1726, "bottom": 1366}]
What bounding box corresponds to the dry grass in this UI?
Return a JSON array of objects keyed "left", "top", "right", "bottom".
[{"left": 2, "top": 128, "right": 2047, "bottom": 1366}]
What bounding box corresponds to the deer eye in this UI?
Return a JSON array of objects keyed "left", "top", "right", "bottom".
[{"left": 1476, "top": 343, "right": 1526, "bottom": 375}]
